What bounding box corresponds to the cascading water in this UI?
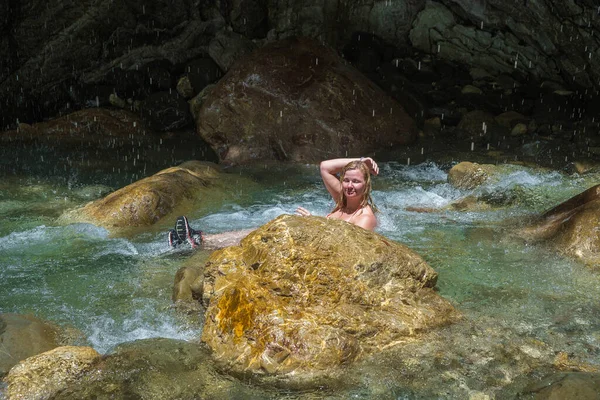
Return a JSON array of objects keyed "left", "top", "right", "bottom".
[{"left": 1, "top": 151, "right": 599, "bottom": 398}]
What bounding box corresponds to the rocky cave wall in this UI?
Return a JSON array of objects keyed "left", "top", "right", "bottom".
[{"left": 1, "top": 0, "right": 599, "bottom": 133}]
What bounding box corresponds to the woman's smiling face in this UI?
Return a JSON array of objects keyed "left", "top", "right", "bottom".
[{"left": 342, "top": 169, "right": 366, "bottom": 199}]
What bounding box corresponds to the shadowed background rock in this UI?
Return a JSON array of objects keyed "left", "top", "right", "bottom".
[{"left": 196, "top": 37, "right": 418, "bottom": 164}]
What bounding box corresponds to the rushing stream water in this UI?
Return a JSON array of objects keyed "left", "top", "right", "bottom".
[{"left": 1, "top": 137, "right": 600, "bottom": 399}]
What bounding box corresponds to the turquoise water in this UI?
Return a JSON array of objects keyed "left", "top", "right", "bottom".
[{"left": 1, "top": 142, "right": 600, "bottom": 398}]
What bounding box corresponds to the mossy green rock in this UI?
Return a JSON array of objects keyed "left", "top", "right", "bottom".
[
  {"left": 49, "top": 339, "right": 274, "bottom": 400},
  {"left": 201, "top": 215, "right": 459, "bottom": 377}
]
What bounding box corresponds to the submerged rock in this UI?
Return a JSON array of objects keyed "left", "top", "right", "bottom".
[
  {"left": 5, "top": 346, "right": 100, "bottom": 400},
  {"left": 0, "top": 313, "right": 83, "bottom": 378},
  {"left": 447, "top": 161, "right": 500, "bottom": 190},
  {"left": 515, "top": 372, "right": 600, "bottom": 400},
  {"left": 49, "top": 338, "right": 275, "bottom": 400},
  {"left": 200, "top": 215, "right": 459, "bottom": 378},
  {"left": 519, "top": 184, "right": 600, "bottom": 267}
]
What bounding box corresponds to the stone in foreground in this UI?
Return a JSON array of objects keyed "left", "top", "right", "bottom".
[
  {"left": 201, "top": 215, "right": 459, "bottom": 377},
  {"left": 5, "top": 346, "right": 100, "bottom": 399}
]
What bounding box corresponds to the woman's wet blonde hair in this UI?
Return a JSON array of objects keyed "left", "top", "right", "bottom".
[{"left": 331, "top": 160, "right": 378, "bottom": 214}]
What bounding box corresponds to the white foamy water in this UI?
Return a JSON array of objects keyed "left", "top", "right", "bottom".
[
  {"left": 87, "top": 308, "right": 201, "bottom": 354},
  {"left": 2, "top": 160, "right": 600, "bottom": 399}
]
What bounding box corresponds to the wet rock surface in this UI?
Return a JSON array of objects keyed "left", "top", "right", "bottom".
[
  {"left": 200, "top": 214, "right": 459, "bottom": 378},
  {"left": 47, "top": 338, "right": 280, "bottom": 400},
  {"left": 519, "top": 184, "right": 600, "bottom": 267},
  {"left": 57, "top": 160, "right": 257, "bottom": 236},
  {"left": 0, "top": 313, "right": 83, "bottom": 378},
  {"left": 5, "top": 346, "right": 100, "bottom": 400},
  {"left": 447, "top": 161, "right": 500, "bottom": 190}
]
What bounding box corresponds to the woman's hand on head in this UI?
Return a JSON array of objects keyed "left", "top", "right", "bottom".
[
  {"left": 295, "top": 206, "right": 312, "bottom": 217},
  {"left": 361, "top": 157, "right": 379, "bottom": 175}
]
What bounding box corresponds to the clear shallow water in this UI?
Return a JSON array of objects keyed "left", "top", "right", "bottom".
[{"left": 1, "top": 152, "right": 600, "bottom": 398}]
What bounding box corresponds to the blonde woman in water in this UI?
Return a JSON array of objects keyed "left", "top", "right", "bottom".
[
  {"left": 296, "top": 157, "right": 379, "bottom": 231},
  {"left": 169, "top": 157, "right": 379, "bottom": 248}
]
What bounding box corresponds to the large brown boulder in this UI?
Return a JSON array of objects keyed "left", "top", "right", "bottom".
[
  {"left": 196, "top": 36, "right": 417, "bottom": 165},
  {"left": 200, "top": 215, "right": 459, "bottom": 378},
  {"left": 58, "top": 160, "right": 255, "bottom": 236},
  {"left": 519, "top": 184, "right": 600, "bottom": 266},
  {"left": 5, "top": 346, "right": 100, "bottom": 400}
]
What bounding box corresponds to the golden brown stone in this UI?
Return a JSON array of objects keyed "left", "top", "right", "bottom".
[
  {"left": 59, "top": 161, "right": 220, "bottom": 234},
  {"left": 5, "top": 346, "right": 100, "bottom": 400},
  {"left": 58, "top": 161, "right": 255, "bottom": 236},
  {"left": 519, "top": 184, "right": 600, "bottom": 267},
  {"left": 554, "top": 351, "right": 600, "bottom": 373},
  {"left": 447, "top": 161, "right": 498, "bottom": 189},
  {"left": 200, "top": 215, "right": 459, "bottom": 377},
  {"left": 172, "top": 266, "right": 204, "bottom": 303}
]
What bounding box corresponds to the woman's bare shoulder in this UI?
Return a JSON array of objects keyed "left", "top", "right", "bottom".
[{"left": 354, "top": 208, "right": 377, "bottom": 231}]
